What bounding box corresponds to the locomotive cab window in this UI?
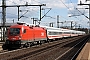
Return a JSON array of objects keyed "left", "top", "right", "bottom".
[
  {"left": 9, "top": 28, "right": 20, "bottom": 36},
  {"left": 23, "top": 29, "right": 26, "bottom": 33}
]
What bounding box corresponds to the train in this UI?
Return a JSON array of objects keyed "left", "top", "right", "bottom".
[{"left": 2, "top": 22, "right": 86, "bottom": 50}]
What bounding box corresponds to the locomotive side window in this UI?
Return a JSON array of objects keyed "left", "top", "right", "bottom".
[{"left": 23, "top": 29, "right": 26, "bottom": 33}]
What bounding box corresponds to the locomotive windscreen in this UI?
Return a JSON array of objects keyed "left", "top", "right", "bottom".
[{"left": 9, "top": 28, "right": 20, "bottom": 36}]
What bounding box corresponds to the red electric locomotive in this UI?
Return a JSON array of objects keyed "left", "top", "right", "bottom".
[
  {"left": 2, "top": 22, "right": 47, "bottom": 50},
  {"left": 2, "top": 22, "right": 86, "bottom": 50}
]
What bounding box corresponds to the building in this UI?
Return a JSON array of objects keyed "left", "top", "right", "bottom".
[{"left": 0, "top": 23, "right": 17, "bottom": 41}]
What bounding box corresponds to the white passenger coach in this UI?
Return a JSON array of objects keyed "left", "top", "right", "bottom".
[{"left": 40, "top": 26, "right": 85, "bottom": 40}]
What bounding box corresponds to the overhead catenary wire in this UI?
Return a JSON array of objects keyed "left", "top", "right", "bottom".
[
  {"left": 68, "top": 0, "right": 84, "bottom": 20},
  {"left": 60, "top": 0, "right": 80, "bottom": 20},
  {"left": 53, "top": 10, "right": 70, "bottom": 21},
  {"left": 7, "top": 0, "right": 42, "bottom": 20},
  {"left": 58, "top": 0, "right": 85, "bottom": 28},
  {"left": 59, "top": 0, "right": 79, "bottom": 20},
  {"left": 69, "top": 0, "right": 76, "bottom": 8},
  {"left": 69, "top": 0, "right": 89, "bottom": 20},
  {"left": 60, "top": 0, "right": 89, "bottom": 27},
  {"left": 60, "top": 0, "right": 88, "bottom": 20},
  {"left": 69, "top": 0, "right": 90, "bottom": 29}
]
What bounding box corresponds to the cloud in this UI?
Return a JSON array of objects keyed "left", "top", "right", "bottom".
[
  {"left": 3, "top": 0, "right": 68, "bottom": 20},
  {"left": 68, "top": 0, "right": 89, "bottom": 17},
  {"left": 0, "top": 0, "right": 88, "bottom": 28},
  {"left": 44, "top": 0, "right": 64, "bottom": 8},
  {"left": 68, "top": 8, "right": 86, "bottom": 17},
  {"left": 6, "top": 0, "right": 68, "bottom": 8}
]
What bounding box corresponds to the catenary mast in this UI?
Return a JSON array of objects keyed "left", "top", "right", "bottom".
[{"left": 2, "top": 0, "right": 6, "bottom": 41}]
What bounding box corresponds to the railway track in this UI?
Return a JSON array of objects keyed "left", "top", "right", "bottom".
[
  {"left": 0, "top": 35, "right": 88, "bottom": 60},
  {"left": 56, "top": 34, "right": 90, "bottom": 60}
]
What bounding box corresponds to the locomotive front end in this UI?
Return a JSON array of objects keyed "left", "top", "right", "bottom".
[{"left": 2, "top": 25, "right": 22, "bottom": 50}]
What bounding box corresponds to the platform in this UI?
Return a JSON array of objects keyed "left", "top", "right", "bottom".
[{"left": 76, "top": 38, "right": 90, "bottom": 60}]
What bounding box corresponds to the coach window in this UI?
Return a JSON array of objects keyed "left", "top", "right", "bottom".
[
  {"left": 49, "top": 32, "right": 51, "bottom": 35},
  {"left": 59, "top": 32, "right": 62, "bottom": 34},
  {"left": 23, "top": 29, "right": 26, "bottom": 34}
]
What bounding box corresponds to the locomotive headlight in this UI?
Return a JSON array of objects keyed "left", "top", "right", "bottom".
[
  {"left": 12, "top": 38, "right": 16, "bottom": 40},
  {"left": 19, "top": 36, "right": 22, "bottom": 40}
]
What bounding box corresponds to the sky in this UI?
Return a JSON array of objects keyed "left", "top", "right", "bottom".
[{"left": 0, "top": 0, "right": 90, "bottom": 28}]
